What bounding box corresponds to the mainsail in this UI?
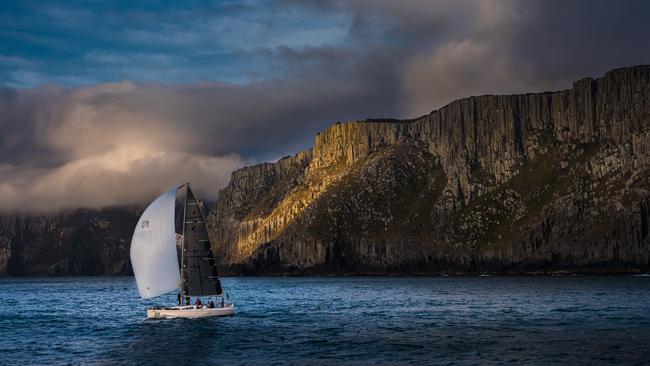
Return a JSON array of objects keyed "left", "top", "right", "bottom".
[
  {"left": 130, "top": 188, "right": 181, "bottom": 299},
  {"left": 180, "top": 185, "right": 223, "bottom": 296},
  {"left": 130, "top": 184, "right": 222, "bottom": 300}
]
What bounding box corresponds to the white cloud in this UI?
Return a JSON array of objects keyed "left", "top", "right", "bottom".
[
  {"left": 0, "top": 149, "right": 244, "bottom": 212},
  {"left": 0, "top": 82, "right": 253, "bottom": 212}
]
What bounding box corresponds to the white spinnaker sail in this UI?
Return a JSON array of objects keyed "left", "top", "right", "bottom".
[{"left": 130, "top": 188, "right": 180, "bottom": 299}]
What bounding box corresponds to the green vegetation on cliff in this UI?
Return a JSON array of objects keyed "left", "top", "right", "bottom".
[
  {"left": 209, "top": 65, "right": 650, "bottom": 275},
  {"left": 2, "top": 66, "right": 650, "bottom": 275}
]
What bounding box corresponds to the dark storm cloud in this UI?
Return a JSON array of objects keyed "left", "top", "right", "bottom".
[
  {"left": 281, "top": 0, "right": 650, "bottom": 113},
  {"left": 512, "top": 0, "right": 650, "bottom": 83},
  {"left": 0, "top": 0, "right": 648, "bottom": 212}
]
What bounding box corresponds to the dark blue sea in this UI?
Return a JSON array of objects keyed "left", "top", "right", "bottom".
[{"left": 1, "top": 276, "right": 650, "bottom": 365}]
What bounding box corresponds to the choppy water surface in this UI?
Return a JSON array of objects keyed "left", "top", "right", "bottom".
[{"left": 1, "top": 276, "right": 650, "bottom": 365}]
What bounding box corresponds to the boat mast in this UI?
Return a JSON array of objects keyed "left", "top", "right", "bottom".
[{"left": 179, "top": 183, "right": 189, "bottom": 305}]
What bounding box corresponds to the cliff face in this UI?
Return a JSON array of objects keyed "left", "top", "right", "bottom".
[
  {"left": 2, "top": 66, "right": 649, "bottom": 276},
  {"left": 208, "top": 65, "right": 650, "bottom": 274},
  {"left": 0, "top": 207, "right": 141, "bottom": 275}
]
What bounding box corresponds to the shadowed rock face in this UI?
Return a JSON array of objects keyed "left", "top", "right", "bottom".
[
  {"left": 1, "top": 66, "right": 649, "bottom": 276},
  {"left": 208, "top": 65, "right": 650, "bottom": 274},
  {"left": 0, "top": 207, "right": 141, "bottom": 275}
]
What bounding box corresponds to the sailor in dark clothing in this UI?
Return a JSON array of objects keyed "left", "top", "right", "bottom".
[
  {"left": 208, "top": 300, "right": 215, "bottom": 309},
  {"left": 195, "top": 298, "right": 203, "bottom": 309},
  {"left": 177, "top": 292, "right": 182, "bottom": 305},
  {"left": 221, "top": 297, "right": 225, "bottom": 308},
  {"left": 185, "top": 296, "right": 190, "bottom": 305}
]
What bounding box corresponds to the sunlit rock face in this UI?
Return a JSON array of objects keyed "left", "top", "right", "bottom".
[
  {"left": 208, "top": 65, "right": 650, "bottom": 274},
  {"left": 1, "top": 66, "right": 649, "bottom": 276}
]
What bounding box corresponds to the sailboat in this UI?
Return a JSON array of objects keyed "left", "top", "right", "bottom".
[{"left": 130, "top": 183, "right": 235, "bottom": 319}]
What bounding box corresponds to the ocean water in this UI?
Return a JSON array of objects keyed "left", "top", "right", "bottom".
[{"left": 1, "top": 276, "right": 650, "bottom": 365}]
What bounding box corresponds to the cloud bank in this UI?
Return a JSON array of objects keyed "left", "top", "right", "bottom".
[
  {"left": 0, "top": 83, "right": 245, "bottom": 211},
  {"left": 1, "top": 0, "right": 649, "bottom": 212},
  {"left": 0, "top": 74, "right": 399, "bottom": 212}
]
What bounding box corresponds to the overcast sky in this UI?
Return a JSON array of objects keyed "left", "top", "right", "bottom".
[{"left": 1, "top": 0, "right": 649, "bottom": 212}]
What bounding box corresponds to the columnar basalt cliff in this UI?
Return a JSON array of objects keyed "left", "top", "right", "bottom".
[
  {"left": 1, "top": 66, "right": 649, "bottom": 276},
  {"left": 208, "top": 65, "right": 650, "bottom": 274}
]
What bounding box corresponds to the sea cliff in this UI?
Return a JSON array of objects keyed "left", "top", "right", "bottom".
[
  {"left": 1, "top": 66, "right": 649, "bottom": 275},
  {"left": 207, "top": 65, "right": 650, "bottom": 274},
  {"left": 0, "top": 207, "right": 140, "bottom": 275}
]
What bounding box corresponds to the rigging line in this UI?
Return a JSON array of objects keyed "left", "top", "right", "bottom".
[
  {"left": 189, "top": 187, "right": 206, "bottom": 296},
  {"left": 179, "top": 183, "right": 188, "bottom": 302}
]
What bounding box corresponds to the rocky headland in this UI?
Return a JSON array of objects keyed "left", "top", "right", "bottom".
[
  {"left": 2, "top": 65, "right": 649, "bottom": 275},
  {"left": 0, "top": 207, "right": 140, "bottom": 275},
  {"left": 207, "top": 65, "right": 650, "bottom": 275}
]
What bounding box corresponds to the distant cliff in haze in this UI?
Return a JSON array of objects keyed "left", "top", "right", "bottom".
[
  {"left": 2, "top": 65, "right": 650, "bottom": 275},
  {"left": 0, "top": 207, "right": 140, "bottom": 275}
]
